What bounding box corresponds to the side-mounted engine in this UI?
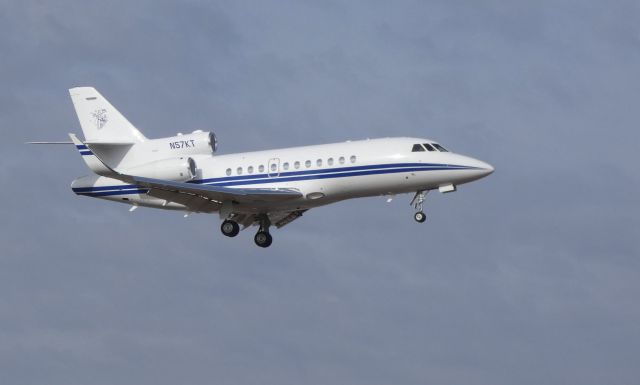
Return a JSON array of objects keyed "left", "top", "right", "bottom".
[
  {"left": 80, "top": 130, "right": 217, "bottom": 177},
  {"left": 121, "top": 131, "right": 216, "bottom": 181},
  {"left": 123, "top": 156, "right": 197, "bottom": 182},
  {"left": 153, "top": 130, "right": 217, "bottom": 156}
]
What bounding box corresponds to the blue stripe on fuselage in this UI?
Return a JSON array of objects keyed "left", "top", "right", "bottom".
[
  {"left": 201, "top": 165, "right": 470, "bottom": 187},
  {"left": 72, "top": 163, "right": 477, "bottom": 197},
  {"left": 192, "top": 162, "right": 471, "bottom": 185}
]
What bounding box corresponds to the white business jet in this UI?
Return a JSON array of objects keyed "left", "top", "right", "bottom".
[{"left": 32, "top": 87, "right": 494, "bottom": 247}]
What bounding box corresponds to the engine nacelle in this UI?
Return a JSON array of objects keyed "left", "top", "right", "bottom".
[
  {"left": 162, "top": 130, "right": 217, "bottom": 155},
  {"left": 135, "top": 130, "right": 217, "bottom": 159},
  {"left": 125, "top": 157, "right": 197, "bottom": 182}
]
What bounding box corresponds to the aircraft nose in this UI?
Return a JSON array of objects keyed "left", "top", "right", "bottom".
[
  {"left": 476, "top": 160, "right": 494, "bottom": 177},
  {"left": 454, "top": 155, "right": 495, "bottom": 180}
]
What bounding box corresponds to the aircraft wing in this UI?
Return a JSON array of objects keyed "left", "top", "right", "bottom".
[
  {"left": 132, "top": 176, "right": 302, "bottom": 204},
  {"left": 144, "top": 187, "right": 220, "bottom": 213}
]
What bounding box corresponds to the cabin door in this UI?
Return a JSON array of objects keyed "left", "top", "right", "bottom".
[{"left": 267, "top": 158, "right": 280, "bottom": 178}]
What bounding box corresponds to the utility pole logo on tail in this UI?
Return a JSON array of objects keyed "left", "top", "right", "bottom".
[{"left": 91, "top": 109, "right": 108, "bottom": 129}]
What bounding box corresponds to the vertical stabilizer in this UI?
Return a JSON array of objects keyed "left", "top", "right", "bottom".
[{"left": 69, "top": 87, "right": 147, "bottom": 143}]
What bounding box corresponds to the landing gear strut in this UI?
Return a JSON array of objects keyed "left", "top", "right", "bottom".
[
  {"left": 254, "top": 214, "right": 273, "bottom": 248},
  {"left": 410, "top": 190, "right": 428, "bottom": 223},
  {"left": 221, "top": 219, "right": 240, "bottom": 237}
]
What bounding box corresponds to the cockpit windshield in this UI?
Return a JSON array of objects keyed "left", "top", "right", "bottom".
[
  {"left": 422, "top": 143, "right": 436, "bottom": 151},
  {"left": 411, "top": 143, "right": 449, "bottom": 152},
  {"left": 432, "top": 143, "right": 448, "bottom": 152}
]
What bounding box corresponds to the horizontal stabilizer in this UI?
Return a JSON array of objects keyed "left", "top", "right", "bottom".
[
  {"left": 27, "top": 140, "right": 134, "bottom": 145},
  {"left": 84, "top": 140, "right": 136, "bottom": 145}
]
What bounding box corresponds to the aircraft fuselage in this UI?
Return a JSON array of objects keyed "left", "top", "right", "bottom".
[{"left": 71, "top": 137, "right": 493, "bottom": 214}]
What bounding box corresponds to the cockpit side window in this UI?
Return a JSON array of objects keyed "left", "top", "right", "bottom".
[
  {"left": 411, "top": 144, "right": 425, "bottom": 152},
  {"left": 423, "top": 143, "right": 436, "bottom": 151},
  {"left": 433, "top": 143, "right": 448, "bottom": 152}
]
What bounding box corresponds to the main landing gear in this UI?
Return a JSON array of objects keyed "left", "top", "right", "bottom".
[
  {"left": 220, "top": 215, "right": 273, "bottom": 248},
  {"left": 221, "top": 219, "right": 240, "bottom": 237},
  {"left": 254, "top": 231, "right": 273, "bottom": 248},
  {"left": 254, "top": 214, "right": 272, "bottom": 248},
  {"left": 410, "top": 190, "right": 428, "bottom": 223}
]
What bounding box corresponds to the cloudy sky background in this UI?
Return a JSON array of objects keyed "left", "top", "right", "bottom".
[{"left": 1, "top": 0, "right": 639, "bottom": 384}]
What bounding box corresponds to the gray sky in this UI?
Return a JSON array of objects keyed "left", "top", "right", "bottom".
[{"left": 1, "top": 1, "right": 639, "bottom": 384}]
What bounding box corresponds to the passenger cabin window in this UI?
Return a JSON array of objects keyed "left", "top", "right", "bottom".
[
  {"left": 248, "top": 166, "right": 254, "bottom": 174},
  {"left": 339, "top": 156, "right": 345, "bottom": 164},
  {"left": 316, "top": 159, "right": 322, "bottom": 167},
  {"left": 226, "top": 168, "right": 232, "bottom": 176},
  {"left": 294, "top": 161, "right": 300, "bottom": 169},
  {"left": 237, "top": 167, "right": 243, "bottom": 175},
  {"left": 258, "top": 165, "right": 265, "bottom": 173},
  {"left": 283, "top": 162, "right": 289, "bottom": 170},
  {"left": 423, "top": 143, "right": 436, "bottom": 151},
  {"left": 433, "top": 144, "right": 448, "bottom": 152},
  {"left": 412, "top": 144, "right": 425, "bottom": 152},
  {"left": 350, "top": 155, "right": 356, "bottom": 163},
  {"left": 305, "top": 160, "right": 311, "bottom": 168},
  {"left": 270, "top": 163, "right": 277, "bottom": 171},
  {"left": 328, "top": 157, "right": 334, "bottom": 166}
]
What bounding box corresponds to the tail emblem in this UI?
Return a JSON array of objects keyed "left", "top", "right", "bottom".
[{"left": 91, "top": 109, "right": 108, "bottom": 129}]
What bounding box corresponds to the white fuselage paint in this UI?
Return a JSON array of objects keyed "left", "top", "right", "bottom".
[{"left": 71, "top": 137, "right": 494, "bottom": 213}]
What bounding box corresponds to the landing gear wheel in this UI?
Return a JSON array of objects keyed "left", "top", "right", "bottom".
[
  {"left": 254, "top": 231, "right": 273, "bottom": 248},
  {"left": 414, "top": 211, "right": 426, "bottom": 223},
  {"left": 221, "top": 220, "right": 240, "bottom": 237}
]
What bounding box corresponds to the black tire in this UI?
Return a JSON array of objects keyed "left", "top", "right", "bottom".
[
  {"left": 254, "top": 231, "right": 273, "bottom": 248},
  {"left": 414, "top": 211, "right": 426, "bottom": 223},
  {"left": 221, "top": 220, "right": 240, "bottom": 237}
]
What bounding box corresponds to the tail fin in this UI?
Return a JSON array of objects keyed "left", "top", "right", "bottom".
[{"left": 69, "top": 87, "right": 147, "bottom": 144}]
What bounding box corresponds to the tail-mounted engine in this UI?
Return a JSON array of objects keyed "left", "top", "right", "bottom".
[
  {"left": 124, "top": 157, "right": 197, "bottom": 182},
  {"left": 88, "top": 130, "right": 216, "bottom": 176},
  {"left": 161, "top": 130, "right": 217, "bottom": 156}
]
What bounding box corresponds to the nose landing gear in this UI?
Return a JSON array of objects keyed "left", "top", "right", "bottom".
[{"left": 410, "top": 190, "right": 429, "bottom": 223}]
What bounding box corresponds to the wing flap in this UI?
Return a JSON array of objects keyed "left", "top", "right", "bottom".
[
  {"left": 146, "top": 188, "right": 220, "bottom": 213},
  {"left": 132, "top": 176, "right": 302, "bottom": 203},
  {"left": 271, "top": 209, "right": 308, "bottom": 228}
]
